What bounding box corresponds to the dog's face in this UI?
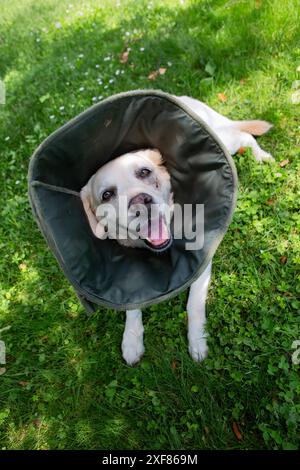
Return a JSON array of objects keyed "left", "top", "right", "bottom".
[{"left": 80, "top": 149, "right": 174, "bottom": 252}]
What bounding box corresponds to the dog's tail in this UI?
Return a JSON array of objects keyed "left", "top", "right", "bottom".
[{"left": 233, "top": 120, "right": 273, "bottom": 136}]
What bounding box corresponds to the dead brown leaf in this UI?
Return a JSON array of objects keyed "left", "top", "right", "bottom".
[
  {"left": 158, "top": 67, "right": 167, "bottom": 75},
  {"left": 232, "top": 421, "right": 242, "bottom": 441},
  {"left": 171, "top": 360, "right": 177, "bottom": 370},
  {"left": 18, "top": 380, "right": 29, "bottom": 387},
  {"left": 279, "top": 159, "right": 290, "bottom": 167},
  {"left": 40, "top": 335, "right": 49, "bottom": 342},
  {"left": 237, "top": 147, "right": 246, "bottom": 155},
  {"left": 120, "top": 50, "right": 129, "bottom": 64},
  {"left": 19, "top": 263, "right": 27, "bottom": 271},
  {"left": 148, "top": 70, "right": 159, "bottom": 80},
  {"left": 0, "top": 368, "right": 6, "bottom": 376},
  {"left": 280, "top": 255, "right": 288, "bottom": 265},
  {"left": 266, "top": 198, "right": 275, "bottom": 206},
  {"left": 217, "top": 92, "right": 227, "bottom": 103},
  {"left": 240, "top": 78, "right": 246, "bottom": 85}
]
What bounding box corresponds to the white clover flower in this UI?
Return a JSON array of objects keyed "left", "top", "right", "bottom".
[
  {"left": 78, "top": 53, "right": 84, "bottom": 58},
  {"left": 59, "top": 106, "right": 65, "bottom": 111},
  {"left": 92, "top": 96, "right": 97, "bottom": 102},
  {"left": 49, "top": 115, "right": 55, "bottom": 119},
  {"left": 109, "top": 78, "right": 114, "bottom": 84},
  {"left": 79, "top": 86, "right": 85, "bottom": 91},
  {"left": 140, "top": 47, "right": 145, "bottom": 52},
  {"left": 4, "top": 136, "right": 10, "bottom": 141},
  {"left": 115, "top": 69, "right": 120, "bottom": 75},
  {"left": 55, "top": 22, "right": 62, "bottom": 29}
]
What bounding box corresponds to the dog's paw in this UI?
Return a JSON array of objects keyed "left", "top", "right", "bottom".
[
  {"left": 188, "top": 333, "right": 208, "bottom": 362},
  {"left": 122, "top": 328, "right": 144, "bottom": 366},
  {"left": 254, "top": 150, "right": 275, "bottom": 163}
]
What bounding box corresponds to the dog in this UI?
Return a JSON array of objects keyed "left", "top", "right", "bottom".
[{"left": 80, "top": 95, "right": 273, "bottom": 365}]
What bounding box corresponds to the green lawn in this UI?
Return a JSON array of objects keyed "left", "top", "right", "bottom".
[{"left": 0, "top": 0, "right": 300, "bottom": 450}]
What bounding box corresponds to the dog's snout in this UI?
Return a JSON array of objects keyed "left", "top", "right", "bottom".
[{"left": 129, "top": 193, "right": 153, "bottom": 209}]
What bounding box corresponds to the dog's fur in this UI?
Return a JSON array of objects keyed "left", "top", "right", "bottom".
[{"left": 81, "top": 95, "right": 273, "bottom": 365}]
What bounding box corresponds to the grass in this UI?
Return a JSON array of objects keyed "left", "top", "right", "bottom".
[{"left": 0, "top": 0, "right": 300, "bottom": 450}]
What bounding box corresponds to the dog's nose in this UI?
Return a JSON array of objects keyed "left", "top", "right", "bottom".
[{"left": 128, "top": 193, "right": 153, "bottom": 209}]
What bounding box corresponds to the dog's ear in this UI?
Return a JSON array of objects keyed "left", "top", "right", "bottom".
[
  {"left": 144, "top": 148, "right": 164, "bottom": 166},
  {"left": 80, "top": 184, "right": 106, "bottom": 239},
  {"left": 144, "top": 148, "right": 170, "bottom": 183}
]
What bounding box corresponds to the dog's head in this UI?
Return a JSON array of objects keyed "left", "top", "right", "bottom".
[{"left": 80, "top": 149, "right": 174, "bottom": 252}]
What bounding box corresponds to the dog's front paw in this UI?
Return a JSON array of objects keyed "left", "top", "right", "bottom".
[
  {"left": 254, "top": 149, "right": 275, "bottom": 163},
  {"left": 188, "top": 332, "right": 208, "bottom": 362},
  {"left": 122, "top": 328, "right": 145, "bottom": 366}
]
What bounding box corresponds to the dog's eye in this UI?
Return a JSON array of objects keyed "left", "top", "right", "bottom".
[
  {"left": 102, "top": 189, "right": 115, "bottom": 201},
  {"left": 138, "top": 168, "right": 152, "bottom": 178}
]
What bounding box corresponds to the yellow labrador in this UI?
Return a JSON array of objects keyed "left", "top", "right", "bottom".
[{"left": 81, "top": 94, "right": 273, "bottom": 365}]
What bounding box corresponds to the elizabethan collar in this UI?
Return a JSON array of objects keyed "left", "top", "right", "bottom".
[{"left": 28, "top": 90, "right": 238, "bottom": 312}]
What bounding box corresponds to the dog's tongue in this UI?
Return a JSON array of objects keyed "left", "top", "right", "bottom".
[{"left": 147, "top": 214, "right": 169, "bottom": 247}]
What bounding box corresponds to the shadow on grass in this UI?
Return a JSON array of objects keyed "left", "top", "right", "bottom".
[
  {"left": 1, "top": 199, "right": 280, "bottom": 449},
  {"left": 2, "top": 0, "right": 299, "bottom": 143}
]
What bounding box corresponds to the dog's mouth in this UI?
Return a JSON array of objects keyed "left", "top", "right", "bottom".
[
  {"left": 144, "top": 236, "right": 173, "bottom": 253},
  {"left": 142, "top": 214, "right": 173, "bottom": 253}
]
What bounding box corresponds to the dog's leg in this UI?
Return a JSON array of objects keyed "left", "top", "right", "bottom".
[
  {"left": 237, "top": 131, "right": 274, "bottom": 163},
  {"left": 217, "top": 127, "right": 274, "bottom": 163},
  {"left": 187, "top": 262, "right": 212, "bottom": 362},
  {"left": 122, "top": 309, "right": 144, "bottom": 365}
]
